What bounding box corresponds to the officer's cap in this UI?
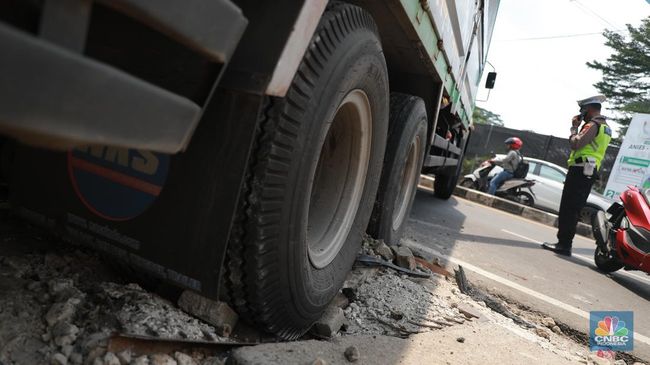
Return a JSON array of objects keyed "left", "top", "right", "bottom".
[{"left": 577, "top": 95, "right": 606, "bottom": 107}]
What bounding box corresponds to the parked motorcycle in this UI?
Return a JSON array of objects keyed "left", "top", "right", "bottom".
[
  {"left": 592, "top": 186, "right": 650, "bottom": 274},
  {"left": 460, "top": 161, "right": 536, "bottom": 206}
]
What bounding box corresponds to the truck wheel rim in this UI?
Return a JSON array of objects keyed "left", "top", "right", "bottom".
[
  {"left": 307, "top": 89, "right": 372, "bottom": 269},
  {"left": 392, "top": 135, "right": 421, "bottom": 231}
]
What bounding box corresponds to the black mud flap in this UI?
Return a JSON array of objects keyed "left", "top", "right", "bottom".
[{"left": 8, "top": 90, "right": 263, "bottom": 300}]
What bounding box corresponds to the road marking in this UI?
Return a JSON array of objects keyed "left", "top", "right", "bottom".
[
  {"left": 448, "top": 193, "right": 594, "bottom": 244},
  {"left": 409, "top": 201, "right": 650, "bottom": 286},
  {"left": 403, "top": 238, "right": 650, "bottom": 347},
  {"left": 501, "top": 229, "right": 650, "bottom": 285}
]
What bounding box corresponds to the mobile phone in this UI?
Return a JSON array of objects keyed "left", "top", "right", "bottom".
[{"left": 578, "top": 111, "right": 587, "bottom": 121}]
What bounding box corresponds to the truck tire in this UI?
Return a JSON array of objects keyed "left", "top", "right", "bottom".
[
  {"left": 433, "top": 137, "right": 466, "bottom": 199},
  {"left": 368, "top": 93, "right": 427, "bottom": 245},
  {"left": 225, "top": 3, "right": 388, "bottom": 340}
]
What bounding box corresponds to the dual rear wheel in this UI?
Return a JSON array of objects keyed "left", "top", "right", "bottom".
[
  {"left": 224, "top": 3, "right": 450, "bottom": 339},
  {"left": 224, "top": 3, "right": 390, "bottom": 339}
]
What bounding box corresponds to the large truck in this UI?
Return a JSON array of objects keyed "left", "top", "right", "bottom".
[{"left": 0, "top": 0, "right": 499, "bottom": 339}]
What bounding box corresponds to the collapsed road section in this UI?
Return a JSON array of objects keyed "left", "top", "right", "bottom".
[{"left": 0, "top": 220, "right": 636, "bottom": 365}]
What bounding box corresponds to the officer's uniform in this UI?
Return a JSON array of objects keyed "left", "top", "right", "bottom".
[{"left": 555, "top": 95, "right": 612, "bottom": 250}]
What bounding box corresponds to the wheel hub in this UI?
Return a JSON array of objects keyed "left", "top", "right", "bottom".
[
  {"left": 391, "top": 135, "right": 421, "bottom": 231},
  {"left": 307, "top": 90, "right": 372, "bottom": 269}
]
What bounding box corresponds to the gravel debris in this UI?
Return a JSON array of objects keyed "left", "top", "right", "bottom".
[
  {"left": 534, "top": 327, "right": 552, "bottom": 340},
  {"left": 150, "top": 353, "right": 177, "bottom": 365},
  {"left": 0, "top": 226, "right": 228, "bottom": 365},
  {"left": 343, "top": 270, "right": 466, "bottom": 336},
  {"left": 103, "top": 352, "right": 121, "bottom": 365},
  {"left": 116, "top": 350, "right": 132, "bottom": 365},
  {"left": 51, "top": 352, "right": 68, "bottom": 365},
  {"left": 174, "top": 352, "right": 197, "bottom": 365},
  {"left": 132, "top": 355, "right": 150, "bottom": 365},
  {"left": 343, "top": 345, "right": 360, "bottom": 362}
]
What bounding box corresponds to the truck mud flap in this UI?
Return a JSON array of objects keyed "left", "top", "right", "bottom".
[{"left": 9, "top": 90, "right": 264, "bottom": 300}]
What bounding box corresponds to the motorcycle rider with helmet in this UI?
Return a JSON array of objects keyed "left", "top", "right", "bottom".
[{"left": 487, "top": 137, "right": 524, "bottom": 195}]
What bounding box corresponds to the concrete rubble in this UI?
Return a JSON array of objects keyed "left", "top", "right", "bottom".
[
  {"left": 1, "top": 223, "right": 647, "bottom": 365},
  {"left": 0, "top": 224, "right": 229, "bottom": 365},
  {"left": 177, "top": 291, "right": 238, "bottom": 338},
  {"left": 311, "top": 306, "right": 346, "bottom": 339}
]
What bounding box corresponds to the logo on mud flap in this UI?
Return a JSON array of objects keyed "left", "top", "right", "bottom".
[{"left": 67, "top": 146, "right": 170, "bottom": 221}]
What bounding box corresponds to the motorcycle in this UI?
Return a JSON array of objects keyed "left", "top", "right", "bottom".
[
  {"left": 460, "top": 160, "right": 536, "bottom": 206},
  {"left": 592, "top": 186, "right": 650, "bottom": 274}
]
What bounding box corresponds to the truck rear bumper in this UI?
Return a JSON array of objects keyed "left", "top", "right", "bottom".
[
  {"left": 0, "top": 0, "right": 247, "bottom": 153},
  {"left": 0, "top": 23, "right": 200, "bottom": 153}
]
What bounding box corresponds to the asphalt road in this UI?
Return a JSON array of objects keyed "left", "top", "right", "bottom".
[{"left": 405, "top": 189, "right": 650, "bottom": 361}]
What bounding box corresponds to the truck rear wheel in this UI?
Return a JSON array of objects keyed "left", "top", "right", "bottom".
[
  {"left": 368, "top": 93, "right": 427, "bottom": 245},
  {"left": 434, "top": 139, "right": 465, "bottom": 199},
  {"left": 225, "top": 3, "right": 388, "bottom": 340}
]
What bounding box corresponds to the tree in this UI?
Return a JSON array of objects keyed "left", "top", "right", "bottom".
[
  {"left": 472, "top": 106, "right": 504, "bottom": 126},
  {"left": 587, "top": 17, "right": 650, "bottom": 132}
]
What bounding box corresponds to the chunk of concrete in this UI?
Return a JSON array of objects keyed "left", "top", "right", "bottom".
[
  {"left": 311, "top": 306, "right": 345, "bottom": 338},
  {"left": 173, "top": 352, "right": 197, "bottom": 365},
  {"left": 177, "top": 291, "right": 238, "bottom": 337},
  {"left": 332, "top": 292, "right": 349, "bottom": 309},
  {"left": 103, "top": 352, "right": 121, "bottom": 365},
  {"left": 45, "top": 300, "right": 78, "bottom": 326},
  {"left": 394, "top": 246, "right": 416, "bottom": 271},
  {"left": 375, "top": 241, "right": 394, "bottom": 261},
  {"left": 541, "top": 317, "right": 556, "bottom": 328},
  {"left": 534, "top": 327, "right": 552, "bottom": 340},
  {"left": 150, "top": 354, "right": 177, "bottom": 365}
]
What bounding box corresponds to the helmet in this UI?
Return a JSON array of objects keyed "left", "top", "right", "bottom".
[{"left": 504, "top": 137, "right": 523, "bottom": 150}]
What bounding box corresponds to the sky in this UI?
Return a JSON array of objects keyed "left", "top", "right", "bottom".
[{"left": 476, "top": 0, "right": 650, "bottom": 138}]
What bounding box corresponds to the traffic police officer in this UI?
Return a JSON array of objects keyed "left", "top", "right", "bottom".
[{"left": 542, "top": 95, "right": 612, "bottom": 256}]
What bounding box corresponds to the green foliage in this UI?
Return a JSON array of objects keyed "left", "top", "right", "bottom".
[
  {"left": 587, "top": 17, "right": 650, "bottom": 129},
  {"left": 472, "top": 107, "right": 504, "bottom": 126},
  {"left": 462, "top": 155, "right": 492, "bottom": 175}
]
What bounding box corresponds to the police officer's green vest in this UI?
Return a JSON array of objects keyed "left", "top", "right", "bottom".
[{"left": 568, "top": 122, "right": 612, "bottom": 169}]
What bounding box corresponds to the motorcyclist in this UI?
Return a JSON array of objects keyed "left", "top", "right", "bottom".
[{"left": 487, "top": 137, "right": 523, "bottom": 195}]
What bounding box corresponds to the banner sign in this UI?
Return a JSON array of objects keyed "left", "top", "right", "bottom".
[{"left": 604, "top": 113, "right": 650, "bottom": 200}]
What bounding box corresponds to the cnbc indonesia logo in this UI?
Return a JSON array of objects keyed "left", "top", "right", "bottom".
[{"left": 590, "top": 311, "right": 633, "bottom": 351}]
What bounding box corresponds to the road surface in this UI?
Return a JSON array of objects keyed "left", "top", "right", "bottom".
[{"left": 405, "top": 189, "right": 650, "bottom": 361}]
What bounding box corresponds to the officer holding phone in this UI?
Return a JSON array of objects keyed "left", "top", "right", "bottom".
[{"left": 542, "top": 95, "right": 612, "bottom": 256}]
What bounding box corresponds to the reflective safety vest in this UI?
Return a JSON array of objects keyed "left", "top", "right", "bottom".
[{"left": 568, "top": 122, "right": 612, "bottom": 169}]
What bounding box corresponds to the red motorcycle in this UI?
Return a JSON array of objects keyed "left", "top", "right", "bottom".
[{"left": 592, "top": 186, "right": 650, "bottom": 274}]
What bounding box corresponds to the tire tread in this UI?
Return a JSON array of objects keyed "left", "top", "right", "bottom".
[{"left": 225, "top": 2, "right": 382, "bottom": 340}]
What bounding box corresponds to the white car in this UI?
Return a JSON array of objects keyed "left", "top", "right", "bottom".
[{"left": 487, "top": 155, "right": 614, "bottom": 222}]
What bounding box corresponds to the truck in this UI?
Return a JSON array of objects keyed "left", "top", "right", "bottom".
[{"left": 0, "top": 0, "right": 499, "bottom": 339}]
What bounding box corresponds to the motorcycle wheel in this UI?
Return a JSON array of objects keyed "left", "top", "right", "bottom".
[
  {"left": 594, "top": 245, "right": 624, "bottom": 273},
  {"left": 514, "top": 191, "right": 534, "bottom": 207}
]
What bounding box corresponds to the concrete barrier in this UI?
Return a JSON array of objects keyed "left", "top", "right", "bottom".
[{"left": 417, "top": 176, "right": 593, "bottom": 239}]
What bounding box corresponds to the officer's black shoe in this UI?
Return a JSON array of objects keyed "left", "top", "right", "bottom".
[{"left": 541, "top": 242, "right": 572, "bottom": 257}]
